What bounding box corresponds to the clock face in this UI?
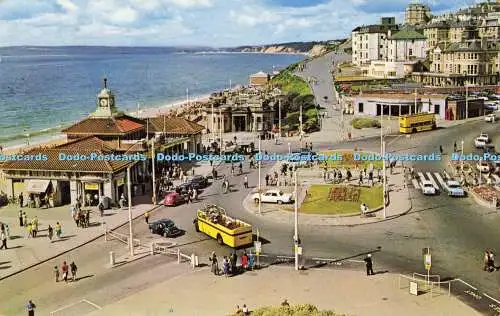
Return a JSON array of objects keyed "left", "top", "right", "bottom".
[{"left": 100, "top": 99, "right": 108, "bottom": 107}]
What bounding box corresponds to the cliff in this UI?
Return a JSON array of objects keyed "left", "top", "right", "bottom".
[{"left": 223, "top": 40, "right": 346, "bottom": 57}]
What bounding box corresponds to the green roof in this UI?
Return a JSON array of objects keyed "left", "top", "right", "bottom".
[{"left": 389, "top": 29, "right": 426, "bottom": 40}]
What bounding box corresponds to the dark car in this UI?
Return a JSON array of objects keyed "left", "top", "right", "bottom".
[
  {"left": 148, "top": 219, "right": 182, "bottom": 238},
  {"left": 175, "top": 183, "right": 191, "bottom": 195},
  {"left": 188, "top": 175, "right": 208, "bottom": 190}
]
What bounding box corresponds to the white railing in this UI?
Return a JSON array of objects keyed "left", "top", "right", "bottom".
[
  {"left": 103, "top": 223, "right": 141, "bottom": 247},
  {"left": 151, "top": 242, "right": 198, "bottom": 269},
  {"left": 398, "top": 274, "right": 450, "bottom": 298}
]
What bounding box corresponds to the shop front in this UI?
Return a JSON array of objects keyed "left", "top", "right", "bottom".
[{"left": 25, "top": 179, "right": 55, "bottom": 208}]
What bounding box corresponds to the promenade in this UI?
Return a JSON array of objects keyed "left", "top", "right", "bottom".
[{"left": 86, "top": 265, "right": 479, "bottom": 316}]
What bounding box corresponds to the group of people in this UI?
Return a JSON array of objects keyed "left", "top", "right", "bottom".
[
  {"left": 54, "top": 260, "right": 78, "bottom": 282},
  {"left": 71, "top": 204, "right": 90, "bottom": 228},
  {"left": 484, "top": 250, "right": 497, "bottom": 272},
  {"left": 209, "top": 250, "right": 255, "bottom": 277}
]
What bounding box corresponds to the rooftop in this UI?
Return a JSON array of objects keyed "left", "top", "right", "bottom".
[
  {"left": 389, "top": 28, "right": 426, "bottom": 40},
  {"left": 62, "top": 114, "right": 144, "bottom": 135}
]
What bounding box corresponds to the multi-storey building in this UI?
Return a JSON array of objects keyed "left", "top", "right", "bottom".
[{"left": 405, "top": 3, "right": 432, "bottom": 26}]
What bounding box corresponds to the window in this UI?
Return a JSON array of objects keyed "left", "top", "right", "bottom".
[
  {"left": 358, "top": 102, "right": 364, "bottom": 113},
  {"left": 365, "top": 44, "right": 368, "bottom": 49},
  {"left": 434, "top": 104, "right": 440, "bottom": 114},
  {"left": 409, "top": 48, "right": 413, "bottom": 56},
  {"left": 380, "top": 45, "right": 383, "bottom": 48}
]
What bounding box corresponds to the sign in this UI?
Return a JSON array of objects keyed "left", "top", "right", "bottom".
[
  {"left": 117, "top": 178, "right": 124, "bottom": 186},
  {"left": 295, "top": 245, "right": 302, "bottom": 255},
  {"left": 254, "top": 241, "right": 261, "bottom": 255},
  {"left": 409, "top": 281, "right": 418, "bottom": 296},
  {"left": 424, "top": 254, "right": 431, "bottom": 270},
  {"left": 84, "top": 183, "right": 99, "bottom": 190}
]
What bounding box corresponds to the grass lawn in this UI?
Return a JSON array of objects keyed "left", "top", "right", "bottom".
[
  {"left": 298, "top": 184, "right": 383, "bottom": 215},
  {"left": 319, "top": 150, "right": 383, "bottom": 169},
  {"left": 270, "top": 70, "right": 311, "bottom": 96},
  {"left": 351, "top": 116, "right": 381, "bottom": 129}
]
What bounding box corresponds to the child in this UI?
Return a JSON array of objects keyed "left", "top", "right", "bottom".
[{"left": 54, "top": 266, "right": 60, "bottom": 282}]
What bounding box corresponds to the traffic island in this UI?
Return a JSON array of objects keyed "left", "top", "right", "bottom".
[
  {"left": 282, "top": 184, "right": 383, "bottom": 216},
  {"left": 318, "top": 150, "right": 384, "bottom": 169}
]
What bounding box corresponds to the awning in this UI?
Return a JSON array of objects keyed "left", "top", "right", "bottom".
[{"left": 25, "top": 179, "right": 51, "bottom": 193}]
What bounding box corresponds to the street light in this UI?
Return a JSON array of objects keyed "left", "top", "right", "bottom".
[
  {"left": 463, "top": 71, "right": 468, "bottom": 120},
  {"left": 461, "top": 140, "right": 464, "bottom": 173},
  {"left": 219, "top": 107, "right": 222, "bottom": 156},
  {"left": 258, "top": 135, "right": 262, "bottom": 215},
  {"left": 127, "top": 167, "right": 134, "bottom": 256},
  {"left": 288, "top": 142, "right": 291, "bottom": 154},
  {"left": 151, "top": 137, "right": 156, "bottom": 205},
  {"left": 294, "top": 168, "right": 299, "bottom": 270},
  {"left": 382, "top": 141, "right": 387, "bottom": 219},
  {"left": 278, "top": 99, "right": 282, "bottom": 141}
]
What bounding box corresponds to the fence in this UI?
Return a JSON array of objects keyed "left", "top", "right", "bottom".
[
  {"left": 151, "top": 242, "right": 198, "bottom": 269},
  {"left": 398, "top": 274, "right": 450, "bottom": 298},
  {"left": 103, "top": 223, "right": 141, "bottom": 247}
]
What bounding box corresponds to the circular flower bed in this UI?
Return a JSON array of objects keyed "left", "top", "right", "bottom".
[{"left": 472, "top": 186, "right": 498, "bottom": 202}]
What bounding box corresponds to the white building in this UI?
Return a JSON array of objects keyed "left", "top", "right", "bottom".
[
  {"left": 352, "top": 21, "right": 399, "bottom": 66},
  {"left": 387, "top": 28, "right": 427, "bottom": 61},
  {"left": 353, "top": 93, "right": 447, "bottom": 119}
]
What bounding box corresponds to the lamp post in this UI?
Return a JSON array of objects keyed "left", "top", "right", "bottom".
[
  {"left": 278, "top": 99, "right": 282, "bottom": 140},
  {"left": 151, "top": 137, "right": 156, "bottom": 205},
  {"left": 211, "top": 103, "right": 215, "bottom": 143},
  {"left": 294, "top": 168, "right": 299, "bottom": 270},
  {"left": 413, "top": 89, "right": 417, "bottom": 115},
  {"left": 288, "top": 142, "right": 291, "bottom": 154},
  {"left": 461, "top": 139, "right": 464, "bottom": 173},
  {"left": 463, "top": 71, "right": 468, "bottom": 120},
  {"left": 299, "top": 104, "right": 303, "bottom": 147},
  {"left": 219, "top": 107, "right": 223, "bottom": 156},
  {"left": 127, "top": 167, "right": 134, "bottom": 256},
  {"left": 258, "top": 135, "right": 262, "bottom": 215},
  {"left": 382, "top": 141, "right": 387, "bottom": 219}
]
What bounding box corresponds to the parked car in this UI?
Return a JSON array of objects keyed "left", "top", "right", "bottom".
[
  {"left": 485, "top": 114, "right": 496, "bottom": 122},
  {"left": 148, "top": 219, "right": 182, "bottom": 238},
  {"left": 421, "top": 180, "right": 436, "bottom": 195},
  {"left": 175, "top": 183, "right": 192, "bottom": 195},
  {"left": 188, "top": 175, "right": 208, "bottom": 190},
  {"left": 474, "top": 138, "right": 486, "bottom": 148},
  {"left": 163, "top": 191, "right": 186, "bottom": 206},
  {"left": 251, "top": 189, "right": 293, "bottom": 204},
  {"left": 446, "top": 180, "right": 465, "bottom": 197},
  {"left": 476, "top": 162, "right": 491, "bottom": 173}
]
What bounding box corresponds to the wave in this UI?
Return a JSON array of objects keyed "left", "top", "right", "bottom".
[{"left": 0, "top": 125, "right": 65, "bottom": 144}]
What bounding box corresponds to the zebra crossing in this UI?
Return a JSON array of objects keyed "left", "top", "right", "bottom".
[{"left": 411, "top": 171, "right": 449, "bottom": 191}]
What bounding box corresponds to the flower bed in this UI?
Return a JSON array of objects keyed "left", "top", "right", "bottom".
[{"left": 472, "top": 186, "right": 498, "bottom": 202}]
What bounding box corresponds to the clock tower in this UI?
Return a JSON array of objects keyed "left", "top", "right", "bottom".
[{"left": 92, "top": 78, "right": 118, "bottom": 117}]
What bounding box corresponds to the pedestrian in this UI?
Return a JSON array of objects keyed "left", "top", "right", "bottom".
[
  {"left": 231, "top": 251, "right": 237, "bottom": 274},
  {"left": 242, "top": 304, "right": 249, "bottom": 316},
  {"left": 223, "top": 256, "right": 230, "bottom": 277},
  {"left": 244, "top": 175, "right": 248, "bottom": 189},
  {"left": 27, "top": 223, "right": 33, "bottom": 238},
  {"left": 265, "top": 174, "right": 269, "bottom": 186},
  {"left": 454, "top": 142, "right": 457, "bottom": 152},
  {"left": 19, "top": 210, "right": 23, "bottom": 227},
  {"left": 248, "top": 251, "right": 255, "bottom": 270},
  {"left": 488, "top": 251, "right": 495, "bottom": 272},
  {"left": 347, "top": 169, "right": 352, "bottom": 182},
  {"left": 186, "top": 189, "right": 192, "bottom": 203},
  {"left": 144, "top": 211, "right": 150, "bottom": 224},
  {"left": 241, "top": 251, "right": 248, "bottom": 270},
  {"left": 70, "top": 261, "right": 78, "bottom": 281},
  {"left": 5, "top": 224, "right": 10, "bottom": 240},
  {"left": 55, "top": 222, "right": 62, "bottom": 238},
  {"left": 61, "top": 261, "right": 69, "bottom": 282},
  {"left": 31, "top": 217, "right": 38, "bottom": 238},
  {"left": 0, "top": 230, "right": 7, "bottom": 249},
  {"left": 484, "top": 250, "right": 490, "bottom": 271},
  {"left": 364, "top": 254, "right": 374, "bottom": 276},
  {"left": 209, "top": 252, "right": 219, "bottom": 275},
  {"left": 358, "top": 172, "right": 363, "bottom": 185},
  {"left": 22, "top": 212, "right": 27, "bottom": 227},
  {"left": 19, "top": 193, "right": 23, "bottom": 207},
  {"left": 54, "top": 266, "right": 60, "bottom": 282},
  {"left": 25, "top": 300, "right": 36, "bottom": 316},
  {"left": 231, "top": 164, "right": 235, "bottom": 175}
]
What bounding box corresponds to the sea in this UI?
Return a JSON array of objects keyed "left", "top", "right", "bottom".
[{"left": 0, "top": 46, "right": 303, "bottom": 148}]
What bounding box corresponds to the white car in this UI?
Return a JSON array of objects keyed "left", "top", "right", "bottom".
[
  {"left": 478, "top": 133, "right": 490, "bottom": 143},
  {"left": 485, "top": 114, "right": 496, "bottom": 122},
  {"left": 446, "top": 180, "right": 465, "bottom": 197},
  {"left": 476, "top": 162, "right": 491, "bottom": 173},
  {"left": 474, "top": 138, "right": 486, "bottom": 148},
  {"left": 421, "top": 180, "right": 436, "bottom": 195},
  {"left": 252, "top": 189, "right": 293, "bottom": 204}
]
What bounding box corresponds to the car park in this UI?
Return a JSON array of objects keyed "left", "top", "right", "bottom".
[
  {"left": 485, "top": 114, "right": 496, "bottom": 122},
  {"left": 446, "top": 180, "right": 465, "bottom": 197},
  {"left": 421, "top": 180, "right": 436, "bottom": 195},
  {"left": 148, "top": 219, "right": 182, "bottom": 238},
  {"left": 476, "top": 161, "right": 491, "bottom": 173},
  {"left": 251, "top": 189, "right": 293, "bottom": 204},
  {"left": 163, "top": 191, "right": 186, "bottom": 206}
]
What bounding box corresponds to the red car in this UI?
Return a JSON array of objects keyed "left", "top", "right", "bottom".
[{"left": 163, "top": 192, "right": 185, "bottom": 206}]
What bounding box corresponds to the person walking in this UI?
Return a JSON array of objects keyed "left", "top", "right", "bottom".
[
  {"left": 26, "top": 223, "right": 33, "bottom": 239},
  {"left": 19, "top": 193, "right": 23, "bottom": 207},
  {"left": 31, "top": 217, "right": 38, "bottom": 238},
  {"left": 22, "top": 212, "right": 27, "bottom": 227},
  {"left": 209, "top": 252, "right": 219, "bottom": 275},
  {"left": 364, "top": 254, "right": 374, "bottom": 276},
  {"left": 248, "top": 251, "right": 255, "bottom": 270},
  {"left": 61, "top": 261, "right": 69, "bottom": 282},
  {"left": 5, "top": 224, "right": 10, "bottom": 240},
  {"left": 241, "top": 251, "right": 248, "bottom": 270},
  {"left": 55, "top": 222, "right": 62, "bottom": 239},
  {"left": 223, "top": 256, "right": 230, "bottom": 277},
  {"left": 70, "top": 261, "right": 78, "bottom": 281},
  {"left": 144, "top": 211, "right": 150, "bottom": 224},
  {"left": 484, "top": 250, "right": 490, "bottom": 271},
  {"left": 265, "top": 174, "right": 269, "bottom": 186},
  {"left": 488, "top": 251, "right": 495, "bottom": 272},
  {"left": 25, "top": 300, "right": 36, "bottom": 316},
  {"left": 454, "top": 141, "right": 457, "bottom": 152},
  {"left": 0, "top": 230, "right": 7, "bottom": 249},
  {"left": 54, "top": 266, "right": 60, "bottom": 282},
  {"left": 19, "top": 210, "right": 23, "bottom": 227},
  {"left": 231, "top": 251, "right": 237, "bottom": 274},
  {"left": 243, "top": 175, "right": 248, "bottom": 189},
  {"left": 242, "top": 304, "right": 249, "bottom": 316}
]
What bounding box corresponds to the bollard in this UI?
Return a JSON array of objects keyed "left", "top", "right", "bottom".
[
  {"left": 177, "top": 249, "right": 181, "bottom": 264},
  {"left": 109, "top": 251, "right": 115, "bottom": 266},
  {"left": 191, "top": 254, "right": 196, "bottom": 268},
  {"left": 151, "top": 242, "right": 155, "bottom": 255},
  {"left": 195, "top": 255, "right": 199, "bottom": 267},
  {"left": 103, "top": 221, "right": 107, "bottom": 242}
]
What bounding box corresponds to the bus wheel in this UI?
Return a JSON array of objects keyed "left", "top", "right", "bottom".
[
  {"left": 216, "top": 234, "right": 223, "bottom": 245},
  {"left": 412, "top": 128, "right": 417, "bottom": 133},
  {"left": 194, "top": 222, "right": 199, "bottom": 232}
]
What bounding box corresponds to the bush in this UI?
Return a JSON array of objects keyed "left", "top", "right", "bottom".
[
  {"left": 240, "top": 304, "right": 344, "bottom": 316},
  {"left": 351, "top": 117, "right": 381, "bottom": 129}
]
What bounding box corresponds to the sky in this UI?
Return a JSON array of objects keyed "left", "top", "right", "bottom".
[{"left": 0, "top": 0, "right": 467, "bottom": 47}]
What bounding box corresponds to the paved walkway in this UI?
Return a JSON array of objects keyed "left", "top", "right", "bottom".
[
  {"left": 243, "top": 164, "right": 411, "bottom": 226},
  {"left": 0, "top": 160, "right": 218, "bottom": 280},
  {"left": 87, "top": 265, "right": 479, "bottom": 316}
]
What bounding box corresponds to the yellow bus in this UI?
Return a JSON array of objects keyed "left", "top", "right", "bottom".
[
  {"left": 399, "top": 113, "right": 437, "bottom": 134},
  {"left": 193, "top": 204, "right": 253, "bottom": 248}
]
